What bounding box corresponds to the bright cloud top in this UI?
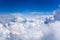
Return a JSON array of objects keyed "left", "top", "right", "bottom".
[{"left": 0, "top": 10, "right": 60, "bottom": 40}]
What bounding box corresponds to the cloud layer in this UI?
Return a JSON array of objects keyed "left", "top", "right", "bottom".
[{"left": 0, "top": 10, "right": 60, "bottom": 40}]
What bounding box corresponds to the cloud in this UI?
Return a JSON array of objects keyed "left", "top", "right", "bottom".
[
  {"left": 0, "top": 10, "right": 60, "bottom": 40},
  {"left": 59, "top": 4, "right": 60, "bottom": 7},
  {"left": 31, "top": 12, "right": 52, "bottom": 15}
]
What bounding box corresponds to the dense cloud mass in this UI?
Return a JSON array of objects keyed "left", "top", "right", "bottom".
[{"left": 0, "top": 10, "right": 60, "bottom": 40}]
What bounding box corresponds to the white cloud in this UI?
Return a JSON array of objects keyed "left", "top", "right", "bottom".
[
  {"left": 31, "top": 12, "right": 52, "bottom": 15},
  {"left": 0, "top": 10, "right": 60, "bottom": 40}
]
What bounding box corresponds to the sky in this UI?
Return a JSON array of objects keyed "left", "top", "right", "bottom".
[
  {"left": 0, "top": 0, "right": 60, "bottom": 14},
  {"left": 0, "top": 0, "right": 60, "bottom": 40}
]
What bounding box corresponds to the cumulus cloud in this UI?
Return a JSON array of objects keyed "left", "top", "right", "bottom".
[{"left": 0, "top": 10, "right": 60, "bottom": 40}]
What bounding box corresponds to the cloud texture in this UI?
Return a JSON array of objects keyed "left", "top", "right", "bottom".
[{"left": 0, "top": 10, "right": 60, "bottom": 40}]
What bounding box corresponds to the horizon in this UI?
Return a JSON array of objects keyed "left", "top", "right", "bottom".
[{"left": 0, "top": 0, "right": 60, "bottom": 15}]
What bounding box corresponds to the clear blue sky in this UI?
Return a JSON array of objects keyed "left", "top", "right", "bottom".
[{"left": 0, "top": 0, "right": 60, "bottom": 14}]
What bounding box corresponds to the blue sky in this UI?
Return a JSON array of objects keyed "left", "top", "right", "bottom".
[{"left": 0, "top": 0, "right": 60, "bottom": 14}]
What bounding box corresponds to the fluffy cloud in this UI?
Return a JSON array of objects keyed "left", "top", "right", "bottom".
[{"left": 0, "top": 10, "right": 60, "bottom": 40}]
